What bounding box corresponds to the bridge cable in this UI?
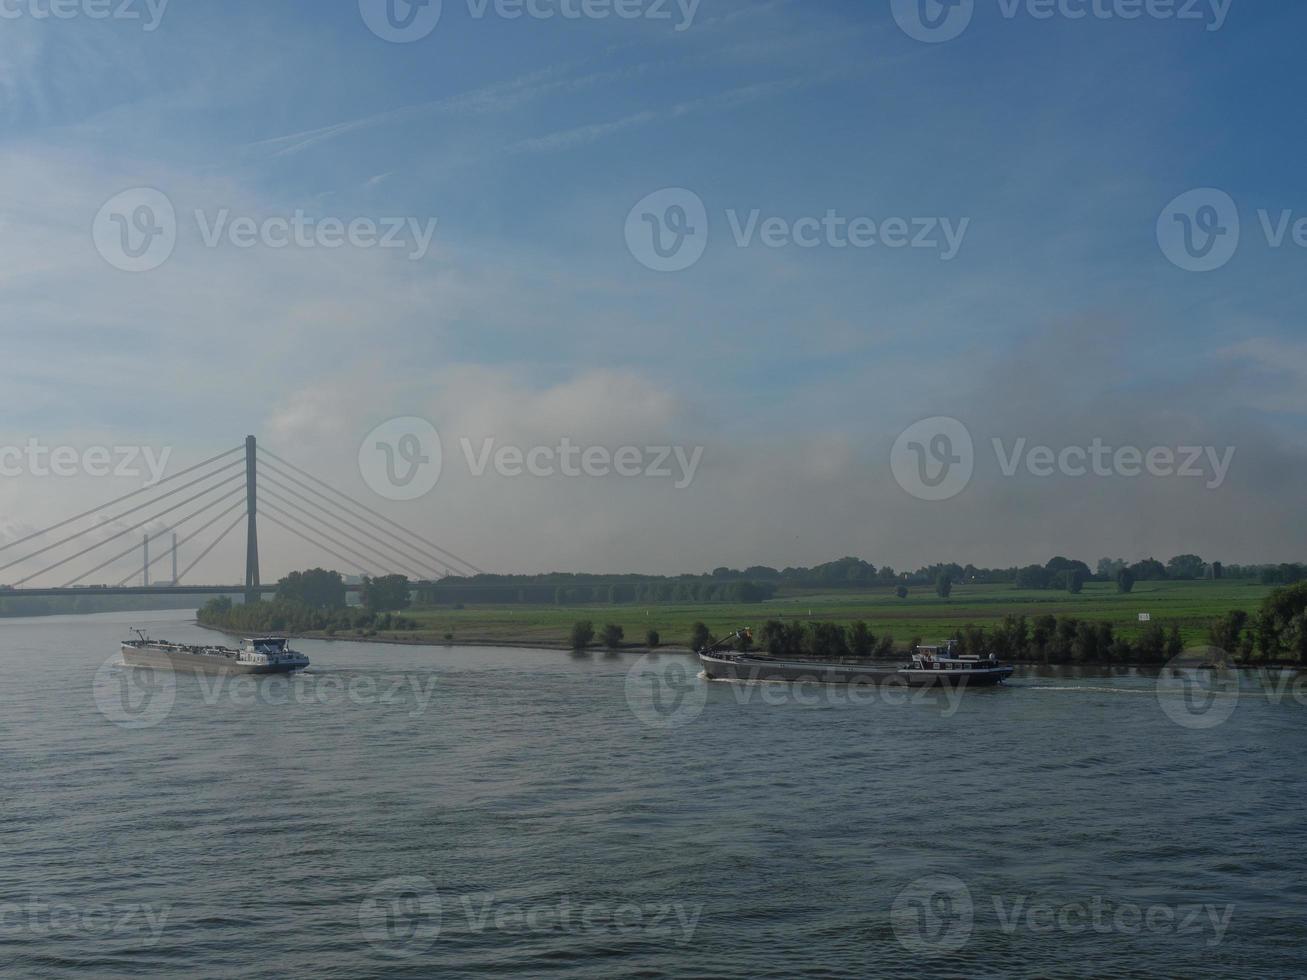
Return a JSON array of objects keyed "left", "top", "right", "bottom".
[
  {"left": 0, "top": 457, "right": 245, "bottom": 575},
  {"left": 260, "top": 498, "right": 422, "bottom": 580},
  {"left": 176, "top": 511, "right": 249, "bottom": 585},
  {"left": 0, "top": 445, "right": 243, "bottom": 555},
  {"left": 257, "top": 455, "right": 464, "bottom": 577},
  {"left": 260, "top": 475, "right": 447, "bottom": 579},
  {"left": 63, "top": 487, "right": 246, "bottom": 588},
  {"left": 12, "top": 474, "right": 245, "bottom": 586},
  {"left": 258, "top": 447, "right": 481, "bottom": 575},
  {"left": 107, "top": 494, "right": 249, "bottom": 588},
  {"left": 260, "top": 486, "right": 434, "bottom": 581},
  {"left": 261, "top": 512, "right": 368, "bottom": 577},
  {"left": 259, "top": 459, "right": 454, "bottom": 578}
]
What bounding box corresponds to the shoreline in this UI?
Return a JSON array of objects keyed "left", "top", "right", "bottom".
[
  {"left": 192, "top": 622, "right": 1301, "bottom": 668},
  {"left": 193, "top": 620, "right": 693, "bottom": 653}
]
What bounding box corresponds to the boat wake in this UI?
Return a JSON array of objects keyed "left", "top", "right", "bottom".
[{"left": 1013, "top": 685, "right": 1158, "bottom": 695}]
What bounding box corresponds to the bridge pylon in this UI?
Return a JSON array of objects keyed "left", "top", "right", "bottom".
[{"left": 244, "top": 435, "right": 260, "bottom": 604}]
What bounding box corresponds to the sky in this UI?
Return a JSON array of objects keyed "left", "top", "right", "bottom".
[{"left": 1, "top": 0, "right": 1305, "bottom": 583}]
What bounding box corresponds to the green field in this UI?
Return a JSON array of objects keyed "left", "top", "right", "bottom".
[{"left": 394, "top": 579, "right": 1271, "bottom": 651}]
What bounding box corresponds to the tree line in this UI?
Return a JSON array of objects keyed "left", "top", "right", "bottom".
[
  {"left": 261, "top": 554, "right": 1303, "bottom": 612},
  {"left": 197, "top": 569, "right": 418, "bottom": 637},
  {"left": 587, "top": 581, "right": 1307, "bottom": 664}
]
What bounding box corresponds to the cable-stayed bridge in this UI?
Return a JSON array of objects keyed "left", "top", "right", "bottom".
[{"left": 0, "top": 437, "right": 479, "bottom": 602}]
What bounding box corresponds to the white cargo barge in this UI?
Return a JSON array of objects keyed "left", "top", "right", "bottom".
[{"left": 121, "top": 631, "right": 310, "bottom": 675}]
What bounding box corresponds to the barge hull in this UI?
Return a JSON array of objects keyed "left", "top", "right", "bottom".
[
  {"left": 121, "top": 646, "right": 299, "bottom": 675},
  {"left": 699, "top": 655, "right": 1013, "bottom": 687}
]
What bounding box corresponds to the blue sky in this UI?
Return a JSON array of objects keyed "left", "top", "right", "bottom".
[{"left": 1, "top": 0, "right": 1305, "bottom": 579}]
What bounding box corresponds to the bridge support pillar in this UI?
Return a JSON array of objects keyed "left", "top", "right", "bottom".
[{"left": 245, "top": 435, "right": 259, "bottom": 603}]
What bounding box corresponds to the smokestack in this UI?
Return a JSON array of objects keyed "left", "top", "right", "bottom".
[
  {"left": 171, "top": 532, "right": 178, "bottom": 586},
  {"left": 143, "top": 534, "right": 150, "bottom": 587}
]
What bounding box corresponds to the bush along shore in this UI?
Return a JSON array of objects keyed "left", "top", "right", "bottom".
[
  {"left": 197, "top": 596, "right": 422, "bottom": 641},
  {"left": 195, "top": 571, "right": 1307, "bottom": 667},
  {"left": 716, "top": 583, "right": 1307, "bottom": 666}
]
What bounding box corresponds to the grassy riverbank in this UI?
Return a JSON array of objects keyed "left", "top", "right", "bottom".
[{"left": 203, "top": 579, "right": 1271, "bottom": 653}]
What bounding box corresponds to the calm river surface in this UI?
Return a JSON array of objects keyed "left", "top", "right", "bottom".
[{"left": 2, "top": 609, "right": 1305, "bottom": 978}]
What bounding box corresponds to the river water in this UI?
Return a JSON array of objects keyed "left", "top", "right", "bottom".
[{"left": 1, "top": 609, "right": 1304, "bottom": 978}]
